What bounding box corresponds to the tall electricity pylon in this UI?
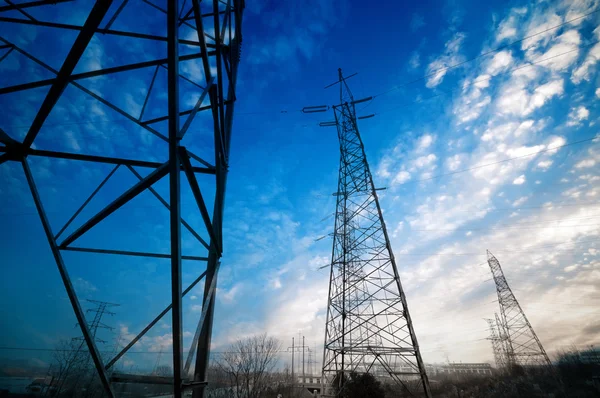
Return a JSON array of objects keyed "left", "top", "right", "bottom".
[
  {"left": 320, "top": 69, "right": 431, "bottom": 397},
  {"left": 487, "top": 250, "right": 551, "bottom": 369},
  {"left": 485, "top": 315, "right": 507, "bottom": 371}
]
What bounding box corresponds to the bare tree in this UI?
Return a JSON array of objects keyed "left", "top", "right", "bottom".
[{"left": 215, "top": 333, "right": 281, "bottom": 398}]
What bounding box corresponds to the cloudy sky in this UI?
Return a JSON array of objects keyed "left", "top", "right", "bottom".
[{"left": 1, "top": 0, "right": 599, "bottom": 375}]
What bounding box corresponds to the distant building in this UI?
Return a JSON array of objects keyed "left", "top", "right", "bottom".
[
  {"left": 296, "top": 375, "right": 322, "bottom": 385},
  {"left": 432, "top": 363, "right": 493, "bottom": 376}
]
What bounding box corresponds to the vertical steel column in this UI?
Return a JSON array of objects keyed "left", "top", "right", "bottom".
[
  {"left": 22, "top": 159, "right": 114, "bottom": 398},
  {"left": 167, "top": 0, "right": 183, "bottom": 396},
  {"left": 193, "top": 248, "right": 219, "bottom": 398}
]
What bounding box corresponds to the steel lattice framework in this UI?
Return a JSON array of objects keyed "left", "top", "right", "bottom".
[
  {"left": 0, "top": 1, "right": 244, "bottom": 397},
  {"left": 487, "top": 251, "right": 551, "bottom": 370},
  {"left": 321, "top": 69, "right": 431, "bottom": 397},
  {"left": 485, "top": 314, "right": 508, "bottom": 372}
]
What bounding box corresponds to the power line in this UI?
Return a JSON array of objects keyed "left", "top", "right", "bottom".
[
  {"left": 374, "top": 40, "right": 599, "bottom": 116},
  {"left": 234, "top": 8, "right": 600, "bottom": 117},
  {"left": 395, "top": 136, "right": 599, "bottom": 186},
  {"left": 372, "top": 8, "right": 600, "bottom": 98},
  {"left": 411, "top": 223, "right": 600, "bottom": 232}
]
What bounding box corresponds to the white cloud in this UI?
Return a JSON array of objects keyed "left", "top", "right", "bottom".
[
  {"left": 413, "top": 154, "right": 437, "bottom": 169},
  {"left": 426, "top": 32, "right": 466, "bottom": 88},
  {"left": 521, "top": 11, "right": 562, "bottom": 52},
  {"left": 409, "top": 52, "right": 420, "bottom": 69},
  {"left": 74, "top": 277, "right": 97, "bottom": 294},
  {"left": 513, "top": 175, "right": 526, "bottom": 185},
  {"left": 486, "top": 50, "right": 513, "bottom": 75},
  {"left": 494, "top": 75, "right": 563, "bottom": 117},
  {"left": 190, "top": 295, "right": 198, "bottom": 300},
  {"left": 537, "top": 160, "right": 553, "bottom": 170},
  {"left": 220, "top": 283, "right": 242, "bottom": 303},
  {"left": 416, "top": 134, "right": 435, "bottom": 151},
  {"left": 546, "top": 135, "right": 566, "bottom": 149},
  {"left": 531, "top": 30, "right": 581, "bottom": 71},
  {"left": 564, "top": 264, "right": 578, "bottom": 273},
  {"left": 528, "top": 79, "right": 564, "bottom": 111},
  {"left": 572, "top": 40, "right": 600, "bottom": 84},
  {"left": 445, "top": 154, "right": 465, "bottom": 171},
  {"left": 575, "top": 159, "right": 596, "bottom": 168},
  {"left": 596, "top": 88, "right": 600, "bottom": 98},
  {"left": 567, "top": 105, "right": 590, "bottom": 126},
  {"left": 496, "top": 16, "right": 518, "bottom": 42},
  {"left": 271, "top": 278, "right": 282, "bottom": 289},
  {"left": 393, "top": 170, "right": 411, "bottom": 184},
  {"left": 512, "top": 196, "right": 529, "bottom": 207}
]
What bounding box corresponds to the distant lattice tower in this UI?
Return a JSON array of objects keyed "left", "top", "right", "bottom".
[
  {"left": 485, "top": 314, "right": 508, "bottom": 372},
  {"left": 321, "top": 69, "right": 431, "bottom": 397},
  {"left": 487, "top": 250, "right": 551, "bottom": 369}
]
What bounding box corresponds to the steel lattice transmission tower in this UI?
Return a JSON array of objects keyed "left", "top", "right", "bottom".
[
  {"left": 485, "top": 314, "right": 508, "bottom": 372},
  {"left": 0, "top": 1, "right": 244, "bottom": 397},
  {"left": 321, "top": 69, "right": 431, "bottom": 397},
  {"left": 487, "top": 250, "right": 551, "bottom": 370}
]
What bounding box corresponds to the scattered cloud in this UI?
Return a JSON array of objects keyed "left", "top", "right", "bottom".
[
  {"left": 411, "top": 13, "right": 425, "bottom": 31},
  {"left": 426, "top": 32, "right": 466, "bottom": 88},
  {"left": 74, "top": 278, "right": 98, "bottom": 294},
  {"left": 512, "top": 174, "right": 526, "bottom": 185},
  {"left": 409, "top": 52, "right": 420, "bottom": 69},
  {"left": 512, "top": 196, "right": 529, "bottom": 207},
  {"left": 567, "top": 105, "right": 590, "bottom": 126}
]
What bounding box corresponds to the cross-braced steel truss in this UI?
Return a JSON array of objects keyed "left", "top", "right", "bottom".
[
  {"left": 0, "top": 1, "right": 243, "bottom": 397},
  {"left": 321, "top": 69, "right": 431, "bottom": 397},
  {"left": 487, "top": 251, "right": 551, "bottom": 371}
]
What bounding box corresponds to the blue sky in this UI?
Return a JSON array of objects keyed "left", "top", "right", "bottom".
[{"left": 1, "top": 0, "right": 600, "bottom": 374}]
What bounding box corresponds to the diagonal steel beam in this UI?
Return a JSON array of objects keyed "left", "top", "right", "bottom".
[
  {"left": 0, "top": 46, "right": 13, "bottom": 63},
  {"left": 4, "top": 0, "right": 37, "bottom": 21},
  {"left": 126, "top": 165, "right": 211, "bottom": 250},
  {"left": 178, "top": 77, "right": 213, "bottom": 139},
  {"left": 61, "top": 246, "right": 209, "bottom": 261},
  {"left": 22, "top": 158, "right": 115, "bottom": 397},
  {"left": 55, "top": 164, "right": 120, "bottom": 241},
  {"left": 27, "top": 148, "right": 215, "bottom": 174},
  {"left": 184, "top": 260, "right": 220, "bottom": 374},
  {"left": 180, "top": 148, "right": 220, "bottom": 254},
  {"left": 0, "top": 16, "right": 203, "bottom": 46},
  {"left": 103, "top": 0, "right": 129, "bottom": 30},
  {"left": 191, "top": 0, "right": 212, "bottom": 83},
  {"left": 139, "top": 65, "right": 160, "bottom": 121},
  {"left": 22, "top": 0, "right": 113, "bottom": 148},
  {"left": 105, "top": 270, "right": 208, "bottom": 370},
  {"left": 0, "top": 52, "right": 206, "bottom": 95},
  {"left": 0, "top": 128, "right": 17, "bottom": 145},
  {"left": 0, "top": 0, "right": 72, "bottom": 12},
  {"left": 59, "top": 162, "right": 169, "bottom": 248}
]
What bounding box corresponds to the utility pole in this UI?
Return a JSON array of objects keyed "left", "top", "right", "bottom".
[
  {"left": 487, "top": 250, "right": 551, "bottom": 369},
  {"left": 287, "top": 338, "right": 295, "bottom": 387},
  {"left": 301, "top": 334, "right": 305, "bottom": 385},
  {"left": 311, "top": 69, "right": 431, "bottom": 397}
]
